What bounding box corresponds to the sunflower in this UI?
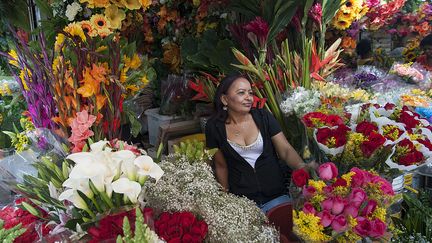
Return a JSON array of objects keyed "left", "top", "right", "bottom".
[
  {"left": 97, "top": 28, "right": 112, "bottom": 38},
  {"left": 63, "top": 23, "right": 86, "bottom": 41},
  {"left": 104, "top": 4, "right": 126, "bottom": 29},
  {"left": 404, "top": 50, "right": 417, "bottom": 62},
  {"left": 81, "top": 0, "right": 110, "bottom": 8},
  {"left": 333, "top": 18, "right": 352, "bottom": 30},
  {"left": 121, "top": 0, "right": 141, "bottom": 10},
  {"left": 344, "top": 0, "right": 362, "bottom": 10},
  {"left": 90, "top": 14, "right": 111, "bottom": 30},
  {"left": 79, "top": 20, "right": 97, "bottom": 37}
]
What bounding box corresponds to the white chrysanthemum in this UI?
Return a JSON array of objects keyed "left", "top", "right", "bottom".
[
  {"left": 280, "top": 87, "right": 321, "bottom": 117},
  {"left": 65, "top": 2, "right": 82, "bottom": 21}
]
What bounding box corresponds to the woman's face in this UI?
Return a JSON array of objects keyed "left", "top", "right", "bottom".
[{"left": 221, "top": 78, "right": 253, "bottom": 113}]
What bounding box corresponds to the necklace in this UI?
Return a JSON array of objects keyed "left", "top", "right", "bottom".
[{"left": 232, "top": 122, "right": 245, "bottom": 136}]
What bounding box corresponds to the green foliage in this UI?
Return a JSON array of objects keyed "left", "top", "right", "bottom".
[
  {"left": 392, "top": 191, "right": 432, "bottom": 241},
  {"left": 181, "top": 30, "right": 236, "bottom": 75},
  {"left": 173, "top": 139, "right": 217, "bottom": 163},
  {"left": 0, "top": 220, "right": 26, "bottom": 243},
  {"left": 116, "top": 208, "right": 156, "bottom": 243},
  {"left": 0, "top": 0, "right": 30, "bottom": 31},
  {"left": 0, "top": 92, "right": 27, "bottom": 149}
]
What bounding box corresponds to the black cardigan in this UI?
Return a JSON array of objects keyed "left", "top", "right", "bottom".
[{"left": 205, "top": 108, "right": 286, "bottom": 205}]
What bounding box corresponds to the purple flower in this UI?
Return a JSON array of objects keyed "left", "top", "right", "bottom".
[
  {"left": 354, "top": 72, "right": 379, "bottom": 89},
  {"left": 37, "top": 136, "right": 49, "bottom": 150},
  {"left": 308, "top": 3, "right": 322, "bottom": 27},
  {"left": 347, "top": 21, "right": 361, "bottom": 38}
]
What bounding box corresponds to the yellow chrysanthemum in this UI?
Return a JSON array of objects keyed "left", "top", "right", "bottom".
[
  {"left": 79, "top": 20, "right": 97, "bottom": 37},
  {"left": 8, "top": 50, "right": 18, "bottom": 67},
  {"left": 308, "top": 180, "right": 326, "bottom": 193},
  {"left": 96, "top": 45, "right": 108, "bottom": 52},
  {"left": 90, "top": 14, "right": 111, "bottom": 30},
  {"left": 124, "top": 54, "right": 141, "bottom": 70},
  {"left": 15, "top": 133, "right": 29, "bottom": 152},
  {"left": 342, "top": 172, "right": 355, "bottom": 187},
  {"left": 104, "top": 4, "right": 126, "bottom": 29},
  {"left": 54, "top": 34, "right": 65, "bottom": 52},
  {"left": 310, "top": 194, "right": 326, "bottom": 206},
  {"left": 125, "top": 84, "right": 139, "bottom": 93},
  {"left": 140, "top": 0, "right": 151, "bottom": 10},
  {"left": 121, "top": 0, "right": 141, "bottom": 10},
  {"left": 64, "top": 23, "right": 86, "bottom": 41},
  {"left": 293, "top": 211, "right": 332, "bottom": 242}
]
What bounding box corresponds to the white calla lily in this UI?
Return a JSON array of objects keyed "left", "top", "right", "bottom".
[
  {"left": 63, "top": 178, "right": 94, "bottom": 198},
  {"left": 134, "top": 155, "right": 164, "bottom": 182},
  {"left": 66, "top": 152, "right": 96, "bottom": 164},
  {"left": 90, "top": 140, "right": 110, "bottom": 152},
  {"left": 68, "top": 161, "right": 109, "bottom": 192},
  {"left": 58, "top": 189, "right": 88, "bottom": 210},
  {"left": 111, "top": 178, "right": 142, "bottom": 203}
]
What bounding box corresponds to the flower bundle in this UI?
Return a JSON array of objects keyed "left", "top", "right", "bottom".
[
  {"left": 366, "top": 0, "right": 406, "bottom": 30},
  {"left": 0, "top": 198, "right": 51, "bottom": 243},
  {"left": 292, "top": 162, "right": 394, "bottom": 242},
  {"left": 154, "top": 211, "right": 208, "bottom": 242},
  {"left": 13, "top": 139, "right": 163, "bottom": 238},
  {"left": 144, "top": 156, "right": 279, "bottom": 242},
  {"left": 280, "top": 87, "right": 321, "bottom": 118},
  {"left": 390, "top": 63, "right": 424, "bottom": 84},
  {"left": 52, "top": 26, "right": 155, "bottom": 141}
]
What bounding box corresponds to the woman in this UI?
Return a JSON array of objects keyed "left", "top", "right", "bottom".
[
  {"left": 416, "top": 34, "right": 432, "bottom": 71},
  {"left": 356, "top": 39, "right": 374, "bottom": 66},
  {"left": 205, "top": 74, "right": 315, "bottom": 214}
]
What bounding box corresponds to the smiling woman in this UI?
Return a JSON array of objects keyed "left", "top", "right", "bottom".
[{"left": 205, "top": 74, "right": 317, "bottom": 214}]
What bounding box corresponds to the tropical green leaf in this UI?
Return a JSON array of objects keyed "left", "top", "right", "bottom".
[
  {"left": 322, "top": 0, "right": 342, "bottom": 26},
  {"left": 268, "top": 0, "right": 298, "bottom": 43}
]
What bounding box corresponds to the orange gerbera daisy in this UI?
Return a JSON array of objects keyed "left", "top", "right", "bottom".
[
  {"left": 79, "top": 20, "right": 97, "bottom": 37},
  {"left": 90, "top": 14, "right": 111, "bottom": 30}
]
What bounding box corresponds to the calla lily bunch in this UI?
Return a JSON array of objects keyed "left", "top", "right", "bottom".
[{"left": 58, "top": 140, "right": 164, "bottom": 221}]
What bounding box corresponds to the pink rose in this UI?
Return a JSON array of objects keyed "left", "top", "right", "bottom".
[
  {"left": 303, "top": 202, "right": 316, "bottom": 215},
  {"left": 369, "top": 219, "right": 386, "bottom": 238},
  {"left": 372, "top": 176, "right": 395, "bottom": 196},
  {"left": 318, "top": 162, "right": 338, "bottom": 181},
  {"left": 354, "top": 217, "right": 372, "bottom": 237},
  {"left": 362, "top": 200, "right": 377, "bottom": 217},
  {"left": 321, "top": 198, "right": 333, "bottom": 211},
  {"left": 317, "top": 210, "right": 334, "bottom": 227},
  {"left": 343, "top": 205, "right": 359, "bottom": 218},
  {"left": 331, "top": 215, "right": 348, "bottom": 233},
  {"left": 323, "top": 185, "right": 334, "bottom": 196},
  {"left": 332, "top": 197, "right": 346, "bottom": 215},
  {"left": 350, "top": 167, "right": 365, "bottom": 187},
  {"left": 302, "top": 186, "right": 316, "bottom": 199},
  {"left": 349, "top": 188, "right": 367, "bottom": 208}
]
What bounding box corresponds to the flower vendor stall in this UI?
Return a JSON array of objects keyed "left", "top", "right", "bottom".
[{"left": 0, "top": 0, "right": 432, "bottom": 242}]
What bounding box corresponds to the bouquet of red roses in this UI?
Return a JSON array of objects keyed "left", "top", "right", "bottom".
[
  {"left": 291, "top": 162, "right": 394, "bottom": 242},
  {"left": 154, "top": 211, "right": 208, "bottom": 243}
]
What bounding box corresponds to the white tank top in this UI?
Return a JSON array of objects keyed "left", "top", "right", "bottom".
[{"left": 227, "top": 132, "right": 264, "bottom": 169}]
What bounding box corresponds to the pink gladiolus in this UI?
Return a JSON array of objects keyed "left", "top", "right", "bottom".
[
  {"left": 362, "top": 200, "right": 378, "bottom": 217},
  {"left": 344, "top": 205, "right": 359, "bottom": 218},
  {"left": 331, "top": 215, "right": 348, "bottom": 233},
  {"left": 317, "top": 210, "right": 334, "bottom": 227},
  {"left": 349, "top": 188, "right": 367, "bottom": 208},
  {"left": 318, "top": 162, "right": 338, "bottom": 180},
  {"left": 303, "top": 186, "right": 317, "bottom": 199},
  {"left": 369, "top": 219, "right": 387, "bottom": 238},
  {"left": 303, "top": 202, "right": 316, "bottom": 215},
  {"left": 68, "top": 110, "right": 96, "bottom": 152}
]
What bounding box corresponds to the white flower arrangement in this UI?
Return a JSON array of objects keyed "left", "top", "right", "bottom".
[
  {"left": 280, "top": 87, "right": 321, "bottom": 117},
  {"left": 144, "top": 156, "right": 279, "bottom": 242},
  {"left": 65, "top": 2, "right": 82, "bottom": 21}
]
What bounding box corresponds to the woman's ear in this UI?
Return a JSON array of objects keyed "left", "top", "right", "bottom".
[{"left": 221, "top": 95, "right": 228, "bottom": 106}]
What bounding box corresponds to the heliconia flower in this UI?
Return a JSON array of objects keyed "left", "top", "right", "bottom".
[{"left": 233, "top": 48, "right": 253, "bottom": 66}]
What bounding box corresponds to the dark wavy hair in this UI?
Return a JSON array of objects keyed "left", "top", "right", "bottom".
[
  {"left": 211, "top": 73, "right": 249, "bottom": 122},
  {"left": 420, "top": 34, "right": 432, "bottom": 48},
  {"left": 356, "top": 39, "right": 372, "bottom": 58}
]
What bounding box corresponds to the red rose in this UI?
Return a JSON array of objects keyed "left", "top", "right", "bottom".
[
  {"left": 333, "top": 178, "right": 347, "bottom": 187},
  {"left": 316, "top": 127, "right": 332, "bottom": 144},
  {"left": 369, "top": 219, "right": 387, "bottom": 238},
  {"left": 398, "top": 151, "right": 424, "bottom": 166},
  {"left": 179, "top": 212, "right": 196, "bottom": 228},
  {"left": 354, "top": 217, "right": 372, "bottom": 237},
  {"left": 384, "top": 103, "right": 395, "bottom": 110},
  {"left": 356, "top": 121, "right": 378, "bottom": 136},
  {"left": 417, "top": 138, "right": 432, "bottom": 151},
  {"left": 303, "top": 186, "right": 316, "bottom": 199},
  {"left": 397, "top": 138, "right": 415, "bottom": 150},
  {"left": 398, "top": 111, "right": 420, "bottom": 130},
  {"left": 361, "top": 200, "right": 378, "bottom": 217},
  {"left": 292, "top": 168, "right": 310, "bottom": 187},
  {"left": 303, "top": 112, "right": 327, "bottom": 127},
  {"left": 360, "top": 132, "right": 386, "bottom": 157},
  {"left": 191, "top": 220, "right": 208, "bottom": 239},
  {"left": 303, "top": 202, "right": 316, "bottom": 214},
  {"left": 325, "top": 114, "right": 345, "bottom": 127},
  {"left": 168, "top": 237, "right": 182, "bottom": 243},
  {"left": 166, "top": 225, "right": 184, "bottom": 239},
  {"left": 159, "top": 212, "right": 171, "bottom": 223}
]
